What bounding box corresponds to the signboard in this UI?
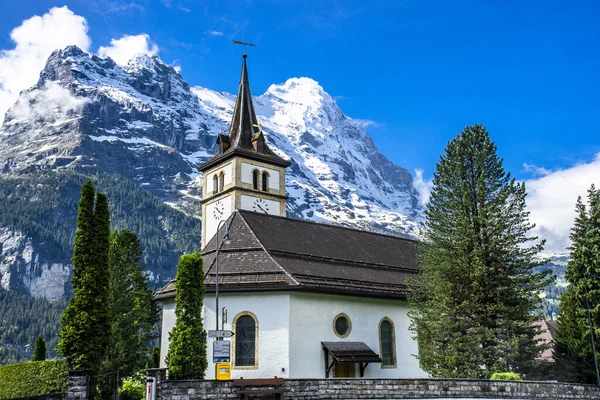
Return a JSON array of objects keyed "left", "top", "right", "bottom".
[
  {"left": 213, "top": 340, "right": 231, "bottom": 363},
  {"left": 208, "top": 330, "right": 234, "bottom": 338}
]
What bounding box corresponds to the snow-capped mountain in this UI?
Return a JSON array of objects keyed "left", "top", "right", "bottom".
[{"left": 0, "top": 45, "right": 422, "bottom": 299}]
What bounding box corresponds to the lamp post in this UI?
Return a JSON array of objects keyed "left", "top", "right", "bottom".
[
  {"left": 215, "top": 219, "right": 231, "bottom": 332},
  {"left": 584, "top": 272, "right": 600, "bottom": 386}
]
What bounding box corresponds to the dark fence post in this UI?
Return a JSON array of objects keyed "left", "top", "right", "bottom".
[{"left": 67, "top": 370, "right": 91, "bottom": 400}]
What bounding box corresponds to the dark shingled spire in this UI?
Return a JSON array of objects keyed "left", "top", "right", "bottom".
[
  {"left": 229, "top": 54, "right": 261, "bottom": 149},
  {"left": 200, "top": 54, "right": 290, "bottom": 171}
]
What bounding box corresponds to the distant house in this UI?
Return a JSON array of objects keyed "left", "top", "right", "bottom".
[
  {"left": 534, "top": 319, "right": 557, "bottom": 363},
  {"left": 154, "top": 54, "right": 426, "bottom": 380}
]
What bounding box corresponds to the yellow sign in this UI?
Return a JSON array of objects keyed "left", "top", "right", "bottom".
[{"left": 216, "top": 362, "right": 231, "bottom": 380}]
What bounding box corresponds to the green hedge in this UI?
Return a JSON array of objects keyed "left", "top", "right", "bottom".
[
  {"left": 490, "top": 371, "right": 522, "bottom": 381},
  {"left": 0, "top": 359, "right": 68, "bottom": 399}
]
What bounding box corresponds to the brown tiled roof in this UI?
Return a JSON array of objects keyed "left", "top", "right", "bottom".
[{"left": 154, "top": 210, "right": 418, "bottom": 300}]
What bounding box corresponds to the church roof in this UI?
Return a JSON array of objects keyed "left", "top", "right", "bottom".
[
  {"left": 154, "top": 210, "right": 418, "bottom": 301},
  {"left": 199, "top": 55, "right": 290, "bottom": 172}
]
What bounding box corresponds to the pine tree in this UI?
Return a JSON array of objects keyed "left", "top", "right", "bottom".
[
  {"left": 408, "top": 124, "right": 551, "bottom": 378},
  {"left": 58, "top": 181, "right": 111, "bottom": 372},
  {"left": 554, "top": 186, "right": 600, "bottom": 384},
  {"left": 103, "top": 229, "right": 158, "bottom": 378},
  {"left": 32, "top": 335, "right": 46, "bottom": 361},
  {"left": 166, "top": 253, "right": 207, "bottom": 380}
]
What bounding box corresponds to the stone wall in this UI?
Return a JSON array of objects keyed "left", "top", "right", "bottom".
[{"left": 149, "top": 373, "right": 600, "bottom": 400}]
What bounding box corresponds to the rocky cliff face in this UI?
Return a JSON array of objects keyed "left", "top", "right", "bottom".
[{"left": 0, "top": 46, "right": 422, "bottom": 299}]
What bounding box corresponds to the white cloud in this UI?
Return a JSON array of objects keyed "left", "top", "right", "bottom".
[
  {"left": 414, "top": 168, "right": 433, "bottom": 206},
  {"left": 0, "top": 6, "right": 91, "bottom": 125},
  {"left": 97, "top": 34, "right": 158, "bottom": 66},
  {"left": 525, "top": 154, "right": 600, "bottom": 254},
  {"left": 353, "top": 119, "right": 383, "bottom": 128},
  {"left": 7, "top": 81, "right": 89, "bottom": 122},
  {"left": 523, "top": 162, "right": 552, "bottom": 177},
  {"left": 205, "top": 30, "right": 224, "bottom": 37}
]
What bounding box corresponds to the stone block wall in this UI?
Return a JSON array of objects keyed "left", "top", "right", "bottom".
[{"left": 149, "top": 372, "right": 600, "bottom": 400}]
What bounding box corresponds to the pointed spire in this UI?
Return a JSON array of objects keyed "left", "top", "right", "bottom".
[
  {"left": 227, "top": 54, "right": 265, "bottom": 150},
  {"left": 200, "top": 54, "right": 291, "bottom": 172}
]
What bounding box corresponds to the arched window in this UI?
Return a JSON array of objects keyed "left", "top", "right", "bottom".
[
  {"left": 234, "top": 312, "right": 258, "bottom": 368},
  {"left": 262, "top": 172, "right": 269, "bottom": 191},
  {"left": 212, "top": 174, "right": 218, "bottom": 194},
  {"left": 252, "top": 169, "right": 259, "bottom": 190},
  {"left": 379, "top": 318, "right": 396, "bottom": 368},
  {"left": 219, "top": 171, "right": 225, "bottom": 192}
]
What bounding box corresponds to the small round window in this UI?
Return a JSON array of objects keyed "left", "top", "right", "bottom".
[{"left": 333, "top": 313, "right": 351, "bottom": 338}]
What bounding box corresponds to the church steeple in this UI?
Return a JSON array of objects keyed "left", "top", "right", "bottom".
[
  {"left": 228, "top": 54, "right": 263, "bottom": 150},
  {"left": 201, "top": 53, "right": 290, "bottom": 170},
  {"left": 199, "top": 52, "right": 290, "bottom": 248}
]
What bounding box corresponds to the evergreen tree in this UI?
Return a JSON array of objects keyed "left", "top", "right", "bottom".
[
  {"left": 166, "top": 253, "right": 207, "bottom": 380},
  {"left": 103, "top": 229, "right": 158, "bottom": 378},
  {"left": 58, "top": 181, "right": 111, "bottom": 372},
  {"left": 32, "top": 336, "right": 46, "bottom": 361},
  {"left": 554, "top": 186, "right": 600, "bottom": 384},
  {"left": 408, "top": 124, "right": 551, "bottom": 378}
]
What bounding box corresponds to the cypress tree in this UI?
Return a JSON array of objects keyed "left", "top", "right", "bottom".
[
  {"left": 408, "top": 124, "right": 551, "bottom": 378},
  {"left": 103, "top": 229, "right": 158, "bottom": 378},
  {"left": 554, "top": 186, "right": 600, "bottom": 384},
  {"left": 32, "top": 335, "right": 46, "bottom": 361},
  {"left": 166, "top": 253, "right": 207, "bottom": 380},
  {"left": 58, "top": 181, "right": 111, "bottom": 372}
]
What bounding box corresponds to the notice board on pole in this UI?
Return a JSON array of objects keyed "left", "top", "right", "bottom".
[{"left": 213, "top": 340, "right": 231, "bottom": 363}]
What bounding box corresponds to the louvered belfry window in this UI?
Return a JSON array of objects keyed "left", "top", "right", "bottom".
[
  {"left": 380, "top": 319, "right": 395, "bottom": 366},
  {"left": 262, "top": 172, "right": 269, "bottom": 191},
  {"left": 235, "top": 315, "right": 256, "bottom": 366}
]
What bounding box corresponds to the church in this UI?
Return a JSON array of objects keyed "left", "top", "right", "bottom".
[{"left": 155, "top": 54, "right": 427, "bottom": 380}]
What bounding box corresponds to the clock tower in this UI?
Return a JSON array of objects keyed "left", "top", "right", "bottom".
[{"left": 199, "top": 54, "right": 291, "bottom": 248}]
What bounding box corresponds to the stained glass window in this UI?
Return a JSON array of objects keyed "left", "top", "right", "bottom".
[
  {"left": 333, "top": 313, "right": 351, "bottom": 337},
  {"left": 235, "top": 315, "right": 256, "bottom": 367},
  {"left": 380, "top": 319, "right": 395, "bottom": 366}
]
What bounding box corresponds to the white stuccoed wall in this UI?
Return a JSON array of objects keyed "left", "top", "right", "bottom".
[
  {"left": 288, "top": 292, "right": 427, "bottom": 378},
  {"left": 241, "top": 162, "right": 280, "bottom": 190},
  {"left": 160, "top": 292, "right": 291, "bottom": 378},
  {"left": 159, "top": 291, "right": 426, "bottom": 379}
]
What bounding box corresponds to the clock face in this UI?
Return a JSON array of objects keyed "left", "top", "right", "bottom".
[
  {"left": 212, "top": 200, "right": 225, "bottom": 220},
  {"left": 252, "top": 198, "right": 269, "bottom": 214}
]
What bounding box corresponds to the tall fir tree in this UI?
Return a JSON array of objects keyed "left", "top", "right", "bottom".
[
  {"left": 58, "top": 181, "right": 111, "bottom": 372},
  {"left": 408, "top": 124, "right": 551, "bottom": 378},
  {"left": 32, "top": 335, "right": 46, "bottom": 361},
  {"left": 554, "top": 186, "right": 600, "bottom": 384},
  {"left": 103, "top": 229, "right": 158, "bottom": 378},
  {"left": 166, "top": 253, "right": 207, "bottom": 380}
]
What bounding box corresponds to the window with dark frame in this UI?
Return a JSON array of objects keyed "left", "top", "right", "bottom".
[
  {"left": 213, "top": 174, "right": 218, "bottom": 193},
  {"left": 252, "top": 169, "right": 259, "bottom": 190},
  {"left": 219, "top": 172, "right": 225, "bottom": 192},
  {"left": 262, "top": 172, "right": 269, "bottom": 191},
  {"left": 235, "top": 315, "right": 256, "bottom": 367},
  {"left": 380, "top": 319, "right": 395, "bottom": 367}
]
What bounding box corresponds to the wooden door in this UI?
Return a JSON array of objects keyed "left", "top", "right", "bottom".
[{"left": 334, "top": 362, "right": 355, "bottom": 378}]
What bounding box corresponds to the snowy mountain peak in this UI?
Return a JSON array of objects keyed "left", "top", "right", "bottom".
[
  {"left": 1, "top": 45, "right": 422, "bottom": 238},
  {"left": 267, "top": 77, "right": 333, "bottom": 108}
]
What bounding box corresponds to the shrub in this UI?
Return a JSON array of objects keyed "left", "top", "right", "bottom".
[
  {"left": 490, "top": 372, "right": 522, "bottom": 381},
  {"left": 119, "top": 377, "right": 145, "bottom": 400},
  {"left": 0, "top": 359, "right": 68, "bottom": 399}
]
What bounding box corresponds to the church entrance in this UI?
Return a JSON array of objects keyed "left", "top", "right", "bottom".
[{"left": 333, "top": 362, "right": 355, "bottom": 378}]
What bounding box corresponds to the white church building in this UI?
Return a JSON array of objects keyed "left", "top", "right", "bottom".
[{"left": 155, "top": 54, "right": 427, "bottom": 380}]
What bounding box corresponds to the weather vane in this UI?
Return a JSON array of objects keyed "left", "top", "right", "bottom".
[{"left": 233, "top": 40, "right": 256, "bottom": 54}]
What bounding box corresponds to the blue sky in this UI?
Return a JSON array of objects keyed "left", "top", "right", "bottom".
[{"left": 1, "top": 0, "right": 599, "bottom": 251}]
